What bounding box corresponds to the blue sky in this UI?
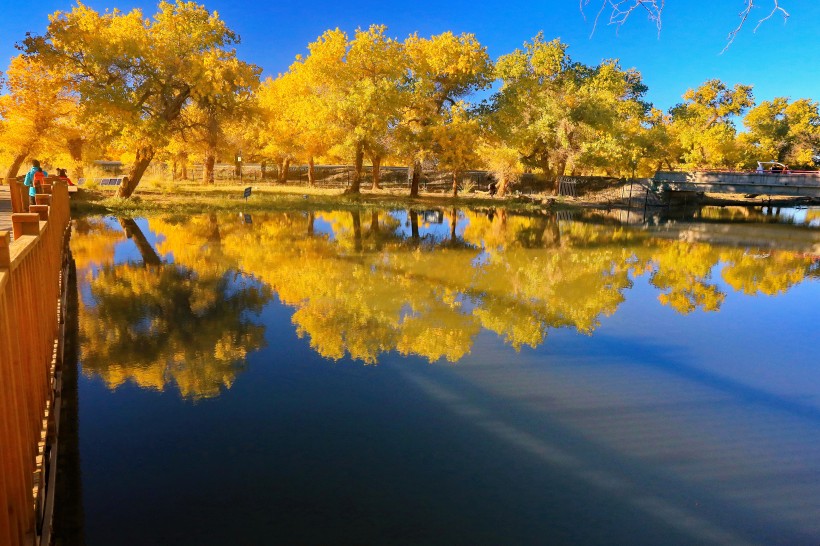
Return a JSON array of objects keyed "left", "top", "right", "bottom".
[{"left": 0, "top": 0, "right": 817, "bottom": 112}]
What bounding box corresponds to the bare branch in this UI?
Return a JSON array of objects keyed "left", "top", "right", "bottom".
[
  {"left": 582, "top": 1, "right": 664, "bottom": 37},
  {"left": 753, "top": 0, "right": 789, "bottom": 32},
  {"left": 722, "top": 0, "right": 790, "bottom": 54},
  {"left": 582, "top": 1, "right": 790, "bottom": 50}
]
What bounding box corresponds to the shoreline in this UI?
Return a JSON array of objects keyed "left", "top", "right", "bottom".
[{"left": 68, "top": 181, "right": 820, "bottom": 216}]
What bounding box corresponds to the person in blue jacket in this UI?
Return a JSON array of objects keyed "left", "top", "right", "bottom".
[{"left": 23, "top": 160, "right": 47, "bottom": 206}]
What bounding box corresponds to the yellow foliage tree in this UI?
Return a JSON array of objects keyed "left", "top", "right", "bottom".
[
  {"left": 0, "top": 55, "right": 76, "bottom": 177},
  {"left": 668, "top": 79, "right": 754, "bottom": 169},
  {"left": 431, "top": 102, "right": 482, "bottom": 197},
  {"left": 401, "top": 31, "right": 492, "bottom": 196},
  {"left": 25, "top": 1, "right": 259, "bottom": 197}
]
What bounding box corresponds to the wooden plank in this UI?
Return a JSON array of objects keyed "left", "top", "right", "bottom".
[{"left": 0, "top": 186, "right": 12, "bottom": 236}]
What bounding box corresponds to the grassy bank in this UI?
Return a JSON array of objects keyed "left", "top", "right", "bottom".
[
  {"left": 69, "top": 181, "right": 562, "bottom": 216},
  {"left": 71, "top": 180, "right": 815, "bottom": 217}
]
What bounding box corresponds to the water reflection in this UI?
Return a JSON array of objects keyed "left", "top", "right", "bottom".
[
  {"left": 76, "top": 217, "right": 271, "bottom": 399},
  {"left": 72, "top": 208, "right": 820, "bottom": 393},
  {"left": 67, "top": 207, "right": 820, "bottom": 546}
]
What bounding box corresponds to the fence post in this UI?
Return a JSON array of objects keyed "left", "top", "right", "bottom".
[
  {"left": 6, "top": 179, "right": 26, "bottom": 213},
  {"left": 12, "top": 214, "right": 41, "bottom": 240},
  {"left": 29, "top": 206, "right": 49, "bottom": 222}
]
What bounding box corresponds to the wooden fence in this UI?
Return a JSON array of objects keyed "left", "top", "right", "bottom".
[{"left": 1, "top": 180, "right": 72, "bottom": 546}]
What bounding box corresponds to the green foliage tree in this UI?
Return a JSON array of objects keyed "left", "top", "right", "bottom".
[{"left": 489, "top": 34, "right": 653, "bottom": 192}]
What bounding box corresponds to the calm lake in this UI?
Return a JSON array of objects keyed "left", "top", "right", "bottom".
[{"left": 64, "top": 206, "right": 820, "bottom": 545}]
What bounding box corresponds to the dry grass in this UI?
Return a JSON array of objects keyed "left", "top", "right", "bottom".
[{"left": 70, "top": 179, "right": 561, "bottom": 216}]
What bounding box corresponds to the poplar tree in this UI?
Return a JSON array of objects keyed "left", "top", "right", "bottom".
[{"left": 24, "top": 0, "right": 259, "bottom": 197}]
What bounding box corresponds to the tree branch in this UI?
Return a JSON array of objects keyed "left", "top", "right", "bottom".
[
  {"left": 722, "top": 0, "right": 790, "bottom": 53},
  {"left": 581, "top": 0, "right": 663, "bottom": 37},
  {"left": 582, "top": 0, "right": 790, "bottom": 50}
]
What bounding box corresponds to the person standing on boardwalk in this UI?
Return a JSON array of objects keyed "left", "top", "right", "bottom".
[
  {"left": 56, "top": 168, "right": 74, "bottom": 186},
  {"left": 23, "top": 159, "right": 47, "bottom": 206}
]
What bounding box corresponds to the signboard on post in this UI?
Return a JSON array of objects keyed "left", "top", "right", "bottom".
[{"left": 243, "top": 187, "right": 252, "bottom": 201}]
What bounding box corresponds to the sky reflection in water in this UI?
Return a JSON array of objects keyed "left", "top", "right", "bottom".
[{"left": 69, "top": 207, "right": 820, "bottom": 545}]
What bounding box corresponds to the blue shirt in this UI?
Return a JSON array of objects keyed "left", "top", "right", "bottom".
[{"left": 23, "top": 167, "right": 48, "bottom": 197}]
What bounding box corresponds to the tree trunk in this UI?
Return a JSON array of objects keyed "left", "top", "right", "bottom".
[
  {"left": 410, "top": 161, "right": 420, "bottom": 197},
  {"left": 452, "top": 171, "right": 459, "bottom": 197},
  {"left": 409, "top": 210, "right": 420, "bottom": 241},
  {"left": 278, "top": 159, "right": 291, "bottom": 184},
  {"left": 540, "top": 154, "right": 553, "bottom": 193},
  {"left": 202, "top": 153, "right": 216, "bottom": 185},
  {"left": 370, "top": 211, "right": 380, "bottom": 234},
  {"left": 351, "top": 210, "right": 362, "bottom": 251},
  {"left": 542, "top": 215, "right": 561, "bottom": 247},
  {"left": 496, "top": 208, "right": 508, "bottom": 230},
  {"left": 67, "top": 137, "right": 84, "bottom": 179},
  {"left": 119, "top": 218, "right": 161, "bottom": 265},
  {"left": 118, "top": 145, "right": 155, "bottom": 198},
  {"left": 181, "top": 159, "right": 188, "bottom": 180},
  {"left": 6, "top": 152, "right": 29, "bottom": 179},
  {"left": 449, "top": 207, "right": 458, "bottom": 241},
  {"left": 307, "top": 157, "right": 315, "bottom": 187},
  {"left": 371, "top": 156, "right": 381, "bottom": 190},
  {"left": 497, "top": 177, "right": 509, "bottom": 198},
  {"left": 348, "top": 144, "right": 363, "bottom": 194},
  {"left": 553, "top": 160, "right": 567, "bottom": 196},
  {"left": 207, "top": 212, "right": 221, "bottom": 245},
  {"left": 171, "top": 159, "right": 178, "bottom": 181},
  {"left": 261, "top": 161, "right": 267, "bottom": 180},
  {"left": 490, "top": 209, "right": 508, "bottom": 240},
  {"left": 307, "top": 212, "right": 315, "bottom": 236}
]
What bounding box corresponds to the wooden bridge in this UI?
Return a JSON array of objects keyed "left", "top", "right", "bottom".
[
  {"left": 654, "top": 170, "right": 820, "bottom": 199},
  {"left": 1, "top": 179, "right": 72, "bottom": 546},
  {"left": 0, "top": 186, "right": 12, "bottom": 234}
]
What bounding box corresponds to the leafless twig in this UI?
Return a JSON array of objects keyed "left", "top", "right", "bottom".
[
  {"left": 581, "top": 0, "right": 664, "bottom": 37},
  {"left": 582, "top": 0, "right": 790, "bottom": 50},
  {"left": 722, "top": 0, "right": 789, "bottom": 52}
]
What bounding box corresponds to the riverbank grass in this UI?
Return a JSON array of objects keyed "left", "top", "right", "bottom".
[{"left": 69, "top": 181, "right": 558, "bottom": 215}]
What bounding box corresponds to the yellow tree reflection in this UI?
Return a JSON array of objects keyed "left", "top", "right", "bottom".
[
  {"left": 647, "top": 240, "right": 725, "bottom": 314},
  {"left": 87, "top": 209, "right": 819, "bottom": 370},
  {"left": 720, "top": 249, "right": 819, "bottom": 296},
  {"left": 71, "top": 218, "right": 122, "bottom": 272},
  {"left": 79, "top": 219, "right": 271, "bottom": 399}
]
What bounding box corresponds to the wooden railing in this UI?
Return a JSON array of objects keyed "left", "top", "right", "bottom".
[
  {"left": 0, "top": 181, "right": 71, "bottom": 546},
  {"left": 7, "top": 178, "right": 65, "bottom": 214}
]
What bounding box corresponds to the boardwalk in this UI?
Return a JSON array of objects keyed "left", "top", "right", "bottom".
[
  {"left": 0, "top": 185, "right": 12, "bottom": 235},
  {"left": 0, "top": 182, "right": 72, "bottom": 546}
]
